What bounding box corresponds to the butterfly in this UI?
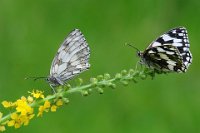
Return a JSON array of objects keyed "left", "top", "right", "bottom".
[
  {"left": 129, "top": 27, "right": 192, "bottom": 72},
  {"left": 44, "top": 29, "right": 90, "bottom": 90}
]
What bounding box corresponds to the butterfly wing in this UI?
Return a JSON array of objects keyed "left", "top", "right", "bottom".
[
  {"left": 50, "top": 29, "right": 90, "bottom": 83},
  {"left": 143, "top": 45, "right": 185, "bottom": 72},
  {"left": 143, "top": 27, "right": 192, "bottom": 72}
]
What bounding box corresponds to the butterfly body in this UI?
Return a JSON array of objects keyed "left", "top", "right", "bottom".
[
  {"left": 138, "top": 27, "right": 192, "bottom": 72},
  {"left": 47, "top": 76, "right": 64, "bottom": 87}
]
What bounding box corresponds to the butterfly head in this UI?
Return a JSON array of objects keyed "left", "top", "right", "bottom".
[
  {"left": 125, "top": 43, "right": 143, "bottom": 58},
  {"left": 136, "top": 51, "right": 143, "bottom": 58},
  {"left": 136, "top": 51, "right": 146, "bottom": 65}
]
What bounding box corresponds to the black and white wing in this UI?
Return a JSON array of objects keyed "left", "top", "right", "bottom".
[
  {"left": 50, "top": 29, "right": 90, "bottom": 83},
  {"left": 143, "top": 27, "right": 192, "bottom": 72}
]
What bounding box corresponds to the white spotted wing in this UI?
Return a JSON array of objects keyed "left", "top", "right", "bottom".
[
  {"left": 139, "top": 27, "right": 192, "bottom": 72},
  {"left": 48, "top": 29, "right": 90, "bottom": 86}
]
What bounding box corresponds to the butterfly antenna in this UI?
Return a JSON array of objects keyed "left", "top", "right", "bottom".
[
  {"left": 125, "top": 43, "right": 140, "bottom": 52},
  {"left": 25, "top": 77, "right": 47, "bottom": 81}
]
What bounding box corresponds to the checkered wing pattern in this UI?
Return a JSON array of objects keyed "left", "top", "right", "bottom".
[
  {"left": 50, "top": 29, "right": 90, "bottom": 83},
  {"left": 142, "top": 27, "right": 192, "bottom": 72}
]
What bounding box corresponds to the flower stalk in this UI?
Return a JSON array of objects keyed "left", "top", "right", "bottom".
[{"left": 0, "top": 68, "right": 157, "bottom": 132}]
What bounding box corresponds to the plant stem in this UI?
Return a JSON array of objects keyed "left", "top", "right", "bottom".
[{"left": 0, "top": 68, "right": 154, "bottom": 125}]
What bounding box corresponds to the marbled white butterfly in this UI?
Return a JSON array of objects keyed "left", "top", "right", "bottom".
[
  {"left": 131, "top": 27, "right": 192, "bottom": 72},
  {"left": 45, "top": 29, "right": 90, "bottom": 90}
]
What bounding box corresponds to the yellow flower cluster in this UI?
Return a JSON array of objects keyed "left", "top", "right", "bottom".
[
  {"left": 1, "top": 96, "right": 35, "bottom": 130},
  {"left": 37, "top": 99, "right": 63, "bottom": 117},
  {"left": 29, "top": 90, "right": 44, "bottom": 99},
  {"left": 0, "top": 90, "right": 64, "bottom": 132}
]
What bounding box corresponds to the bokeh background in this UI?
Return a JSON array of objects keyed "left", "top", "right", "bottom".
[{"left": 0, "top": 0, "right": 200, "bottom": 133}]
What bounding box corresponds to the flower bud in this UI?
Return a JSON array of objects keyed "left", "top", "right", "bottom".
[
  {"left": 97, "top": 75, "right": 104, "bottom": 81},
  {"left": 121, "top": 70, "right": 127, "bottom": 75},
  {"left": 81, "top": 90, "right": 89, "bottom": 96},
  {"left": 97, "top": 87, "right": 104, "bottom": 94},
  {"left": 104, "top": 73, "right": 111, "bottom": 80},
  {"left": 115, "top": 73, "right": 122, "bottom": 79}
]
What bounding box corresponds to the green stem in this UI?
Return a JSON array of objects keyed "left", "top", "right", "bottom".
[{"left": 0, "top": 68, "right": 154, "bottom": 125}]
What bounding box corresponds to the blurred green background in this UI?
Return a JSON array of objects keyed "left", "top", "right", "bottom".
[{"left": 0, "top": 0, "right": 200, "bottom": 132}]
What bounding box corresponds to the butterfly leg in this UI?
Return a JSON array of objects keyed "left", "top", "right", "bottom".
[
  {"left": 135, "top": 60, "right": 144, "bottom": 71},
  {"left": 135, "top": 60, "right": 139, "bottom": 70},
  {"left": 50, "top": 84, "right": 56, "bottom": 94}
]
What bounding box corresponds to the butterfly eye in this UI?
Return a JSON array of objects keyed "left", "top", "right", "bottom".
[
  {"left": 137, "top": 51, "right": 142, "bottom": 57},
  {"left": 46, "top": 78, "right": 50, "bottom": 82}
]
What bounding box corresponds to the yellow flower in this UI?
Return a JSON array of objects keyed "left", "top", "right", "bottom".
[
  {"left": 30, "top": 90, "right": 44, "bottom": 99},
  {"left": 8, "top": 113, "right": 19, "bottom": 127},
  {"left": 27, "top": 96, "right": 34, "bottom": 103},
  {"left": 19, "top": 114, "right": 32, "bottom": 126},
  {"left": 11, "top": 113, "right": 18, "bottom": 119},
  {"left": 37, "top": 106, "right": 44, "bottom": 117},
  {"left": 56, "top": 99, "right": 63, "bottom": 106},
  {"left": 0, "top": 126, "right": 5, "bottom": 132},
  {"left": 21, "top": 96, "right": 27, "bottom": 102},
  {"left": 14, "top": 123, "right": 20, "bottom": 129},
  {"left": 15, "top": 99, "right": 33, "bottom": 116},
  {"left": 37, "top": 100, "right": 51, "bottom": 117},
  {"left": 8, "top": 112, "right": 35, "bottom": 128},
  {"left": 7, "top": 120, "right": 15, "bottom": 127},
  {"left": 44, "top": 101, "right": 50, "bottom": 108},
  {"left": 28, "top": 114, "right": 35, "bottom": 121},
  {"left": 2, "top": 101, "right": 12, "bottom": 108},
  {"left": 51, "top": 105, "right": 57, "bottom": 112}
]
